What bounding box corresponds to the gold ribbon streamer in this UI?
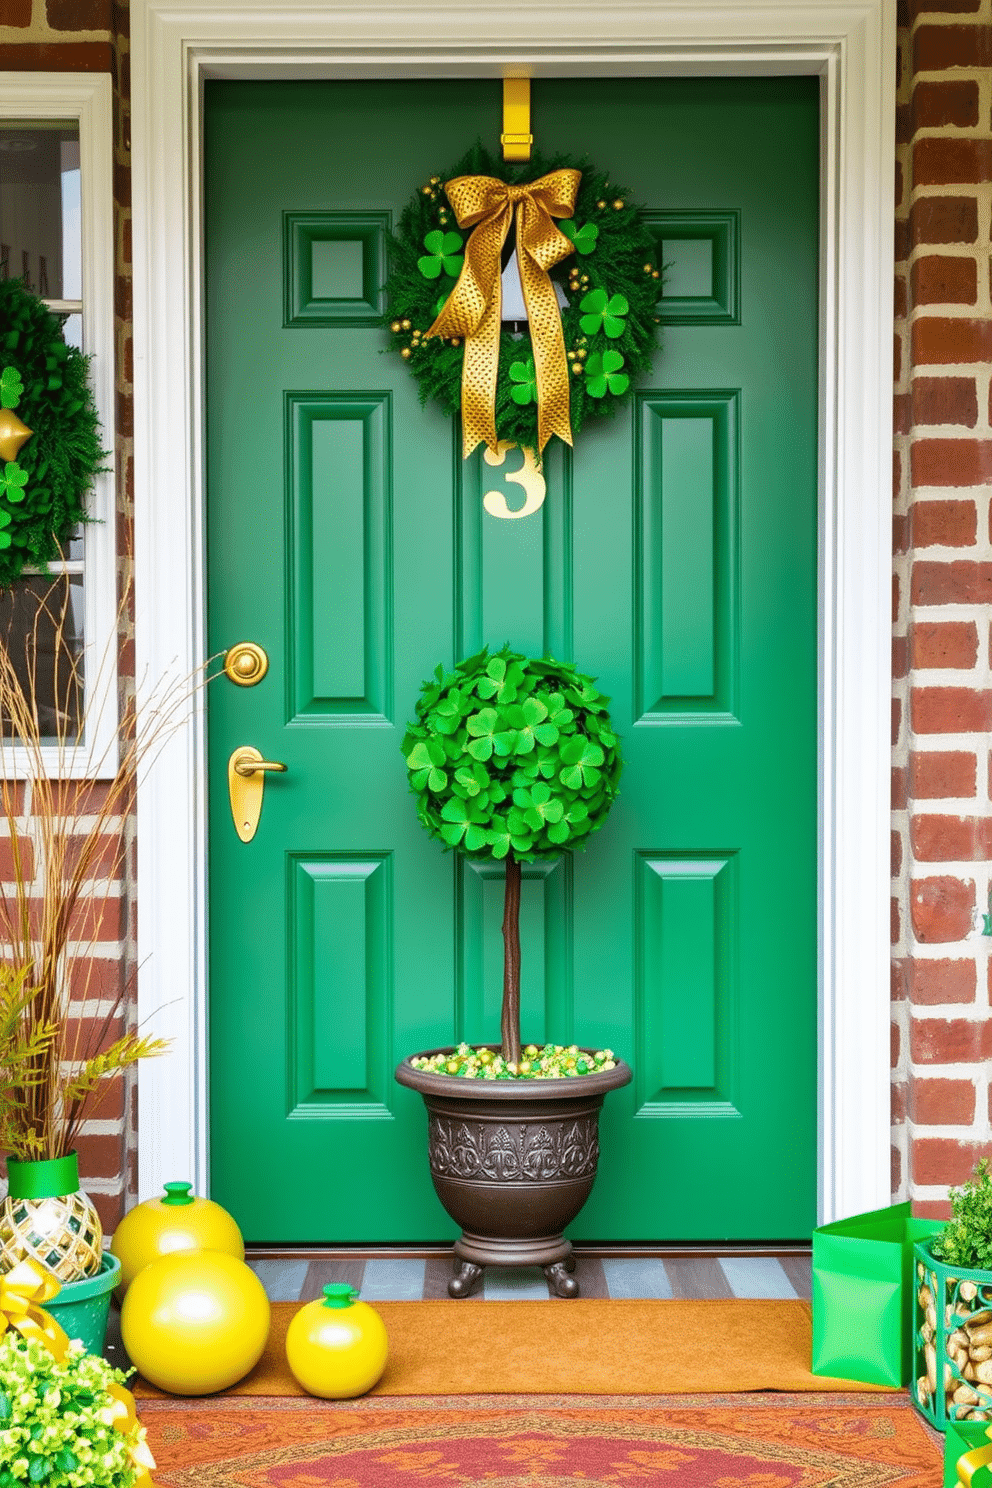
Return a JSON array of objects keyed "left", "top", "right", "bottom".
[
  {"left": 426, "top": 169, "right": 581, "bottom": 459},
  {"left": 959, "top": 1436, "right": 992, "bottom": 1485},
  {"left": 0, "top": 1258, "right": 157, "bottom": 1483}
]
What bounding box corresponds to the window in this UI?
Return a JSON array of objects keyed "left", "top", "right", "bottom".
[{"left": 0, "top": 75, "right": 116, "bottom": 774}]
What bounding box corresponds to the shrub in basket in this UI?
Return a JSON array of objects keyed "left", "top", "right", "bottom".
[{"left": 914, "top": 1158, "right": 992, "bottom": 1429}]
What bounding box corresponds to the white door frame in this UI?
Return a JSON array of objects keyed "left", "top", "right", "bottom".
[{"left": 130, "top": 0, "right": 896, "bottom": 1226}]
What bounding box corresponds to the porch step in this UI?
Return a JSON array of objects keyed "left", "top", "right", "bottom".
[{"left": 243, "top": 1249, "right": 812, "bottom": 1302}]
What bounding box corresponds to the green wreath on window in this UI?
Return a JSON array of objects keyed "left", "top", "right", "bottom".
[
  {"left": 383, "top": 145, "right": 662, "bottom": 453},
  {"left": 0, "top": 279, "right": 105, "bottom": 588}
]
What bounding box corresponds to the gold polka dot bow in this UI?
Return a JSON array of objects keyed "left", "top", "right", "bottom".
[{"left": 426, "top": 169, "right": 581, "bottom": 459}]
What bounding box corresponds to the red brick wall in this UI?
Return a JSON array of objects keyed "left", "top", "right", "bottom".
[
  {"left": 894, "top": 0, "right": 992, "bottom": 1219},
  {"left": 0, "top": 0, "right": 133, "bottom": 1236},
  {"left": 5, "top": 0, "right": 989, "bottom": 1230}
]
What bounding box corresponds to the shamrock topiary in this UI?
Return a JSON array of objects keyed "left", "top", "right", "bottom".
[{"left": 402, "top": 647, "right": 622, "bottom": 1070}]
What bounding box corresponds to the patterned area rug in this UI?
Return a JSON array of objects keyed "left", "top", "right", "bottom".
[{"left": 139, "top": 1391, "right": 942, "bottom": 1486}]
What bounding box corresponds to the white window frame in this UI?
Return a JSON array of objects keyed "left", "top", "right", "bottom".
[
  {"left": 131, "top": 0, "right": 896, "bottom": 1226},
  {"left": 0, "top": 72, "right": 118, "bottom": 778}
]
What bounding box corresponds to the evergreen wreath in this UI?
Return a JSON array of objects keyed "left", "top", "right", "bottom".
[
  {"left": 0, "top": 279, "right": 105, "bottom": 588},
  {"left": 384, "top": 145, "right": 662, "bottom": 452}
]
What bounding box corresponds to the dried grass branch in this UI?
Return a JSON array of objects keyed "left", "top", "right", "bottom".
[{"left": 0, "top": 572, "right": 217, "bottom": 1161}]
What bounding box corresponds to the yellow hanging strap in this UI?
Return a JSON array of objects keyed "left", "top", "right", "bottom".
[{"left": 501, "top": 78, "right": 532, "bottom": 162}]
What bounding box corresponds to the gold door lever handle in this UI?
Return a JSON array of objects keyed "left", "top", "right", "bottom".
[
  {"left": 228, "top": 747, "right": 287, "bottom": 842},
  {"left": 233, "top": 753, "right": 287, "bottom": 777}
]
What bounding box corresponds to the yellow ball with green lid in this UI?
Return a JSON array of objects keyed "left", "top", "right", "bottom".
[
  {"left": 285, "top": 1284, "right": 388, "bottom": 1398},
  {"left": 110, "top": 1181, "right": 245, "bottom": 1297}
]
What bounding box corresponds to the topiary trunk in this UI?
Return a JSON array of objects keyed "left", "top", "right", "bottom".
[{"left": 500, "top": 853, "right": 522, "bottom": 1067}]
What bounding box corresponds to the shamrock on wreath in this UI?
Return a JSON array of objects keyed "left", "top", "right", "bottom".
[{"left": 383, "top": 144, "right": 662, "bottom": 458}]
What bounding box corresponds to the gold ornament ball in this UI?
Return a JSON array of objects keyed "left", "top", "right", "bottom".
[
  {"left": 121, "top": 1250, "right": 270, "bottom": 1396},
  {"left": 596, "top": 200, "right": 606, "bottom": 210},
  {"left": 110, "top": 1181, "right": 244, "bottom": 1300},
  {"left": 0, "top": 409, "right": 33, "bottom": 464},
  {"left": 286, "top": 1285, "right": 388, "bottom": 1398},
  {"left": 613, "top": 199, "right": 624, "bottom": 210},
  {"left": 401, "top": 347, "right": 412, "bottom": 359},
  {"left": 390, "top": 320, "right": 401, "bottom": 333}
]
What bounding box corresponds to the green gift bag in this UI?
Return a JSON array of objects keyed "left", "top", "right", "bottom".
[
  {"left": 812, "top": 1201, "right": 945, "bottom": 1387},
  {"left": 943, "top": 1420, "right": 992, "bottom": 1486}
]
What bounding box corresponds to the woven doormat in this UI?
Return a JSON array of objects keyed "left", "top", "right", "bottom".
[
  {"left": 138, "top": 1391, "right": 941, "bottom": 1486},
  {"left": 132, "top": 1299, "right": 893, "bottom": 1397}
]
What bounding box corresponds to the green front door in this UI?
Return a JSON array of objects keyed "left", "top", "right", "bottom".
[{"left": 205, "top": 76, "right": 819, "bottom": 1242}]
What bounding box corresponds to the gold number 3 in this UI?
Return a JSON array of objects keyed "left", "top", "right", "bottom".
[{"left": 483, "top": 442, "right": 547, "bottom": 520}]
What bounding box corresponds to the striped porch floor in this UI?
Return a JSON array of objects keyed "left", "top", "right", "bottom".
[{"left": 244, "top": 1251, "right": 812, "bottom": 1303}]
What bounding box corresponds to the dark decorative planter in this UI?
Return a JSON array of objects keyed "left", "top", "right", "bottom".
[{"left": 395, "top": 1048, "right": 631, "bottom": 1297}]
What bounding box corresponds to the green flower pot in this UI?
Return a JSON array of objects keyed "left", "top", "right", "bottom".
[{"left": 46, "top": 1250, "right": 121, "bottom": 1357}]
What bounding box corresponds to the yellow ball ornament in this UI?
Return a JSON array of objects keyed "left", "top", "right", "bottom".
[
  {"left": 111, "top": 1182, "right": 245, "bottom": 1298},
  {"left": 121, "top": 1250, "right": 270, "bottom": 1396},
  {"left": 285, "top": 1284, "right": 388, "bottom": 1398}
]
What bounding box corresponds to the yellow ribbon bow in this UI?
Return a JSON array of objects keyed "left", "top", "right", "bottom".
[
  {"left": 426, "top": 168, "right": 581, "bottom": 459},
  {"left": 0, "top": 1257, "right": 157, "bottom": 1483},
  {"left": 0, "top": 1258, "right": 70, "bottom": 1360}
]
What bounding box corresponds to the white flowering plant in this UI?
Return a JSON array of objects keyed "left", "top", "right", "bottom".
[{"left": 0, "top": 1333, "right": 142, "bottom": 1487}]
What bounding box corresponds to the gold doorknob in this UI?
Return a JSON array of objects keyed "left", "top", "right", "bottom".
[
  {"left": 228, "top": 746, "right": 287, "bottom": 842},
  {"left": 224, "top": 642, "right": 269, "bottom": 687}
]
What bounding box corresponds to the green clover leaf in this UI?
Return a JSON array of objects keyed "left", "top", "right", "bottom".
[
  {"left": 454, "top": 762, "right": 490, "bottom": 798},
  {"left": 541, "top": 691, "right": 575, "bottom": 733},
  {"left": 406, "top": 738, "right": 448, "bottom": 793},
  {"left": 418, "top": 230, "right": 465, "bottom": 280},
  {"left": 512, "top": 781, "right": 564, "bottom": 832},
  {"left": 503, "top": 696, "right": 550, "bottom": 756},
  {"left": 559, "top": 736, "right": 605, "bottom": 791},
  {"left": 465, "top": 707, "right": 517, "bottom": 762},
  {"left": 559, "top": 219, "right": 599, "bottom": 256},
  {"left": 476, "top": 656, "right": 524, "bottom": 705},
  {"left": 565, "top": 680, "right": 606, "bottom": 713},
  {"left": 431, "top": 691, "right": 467, "bottom": 735},
  {"left": 0, "top": 462, "right": 28, "bottom": 504},
  {"left": 440, "top": 796, "right": 489, "bottom": 851},
  {"left": 432, "top": 290, "right": 451, "bottom": 318},
  {"left": 579, "top": 288, "right": 629, "bottom": 339},
  {"left": 486, "top": 814, "right": 534, "bottom": 860},
  {"left": 584, "top": 349, "right": 630, "bottom": 399},
  {"left": 0, "top": 366, "right": 23, "bottom": 409},
  {"left": 508, "top": 358, "right": 538, "bottom": 406}
]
